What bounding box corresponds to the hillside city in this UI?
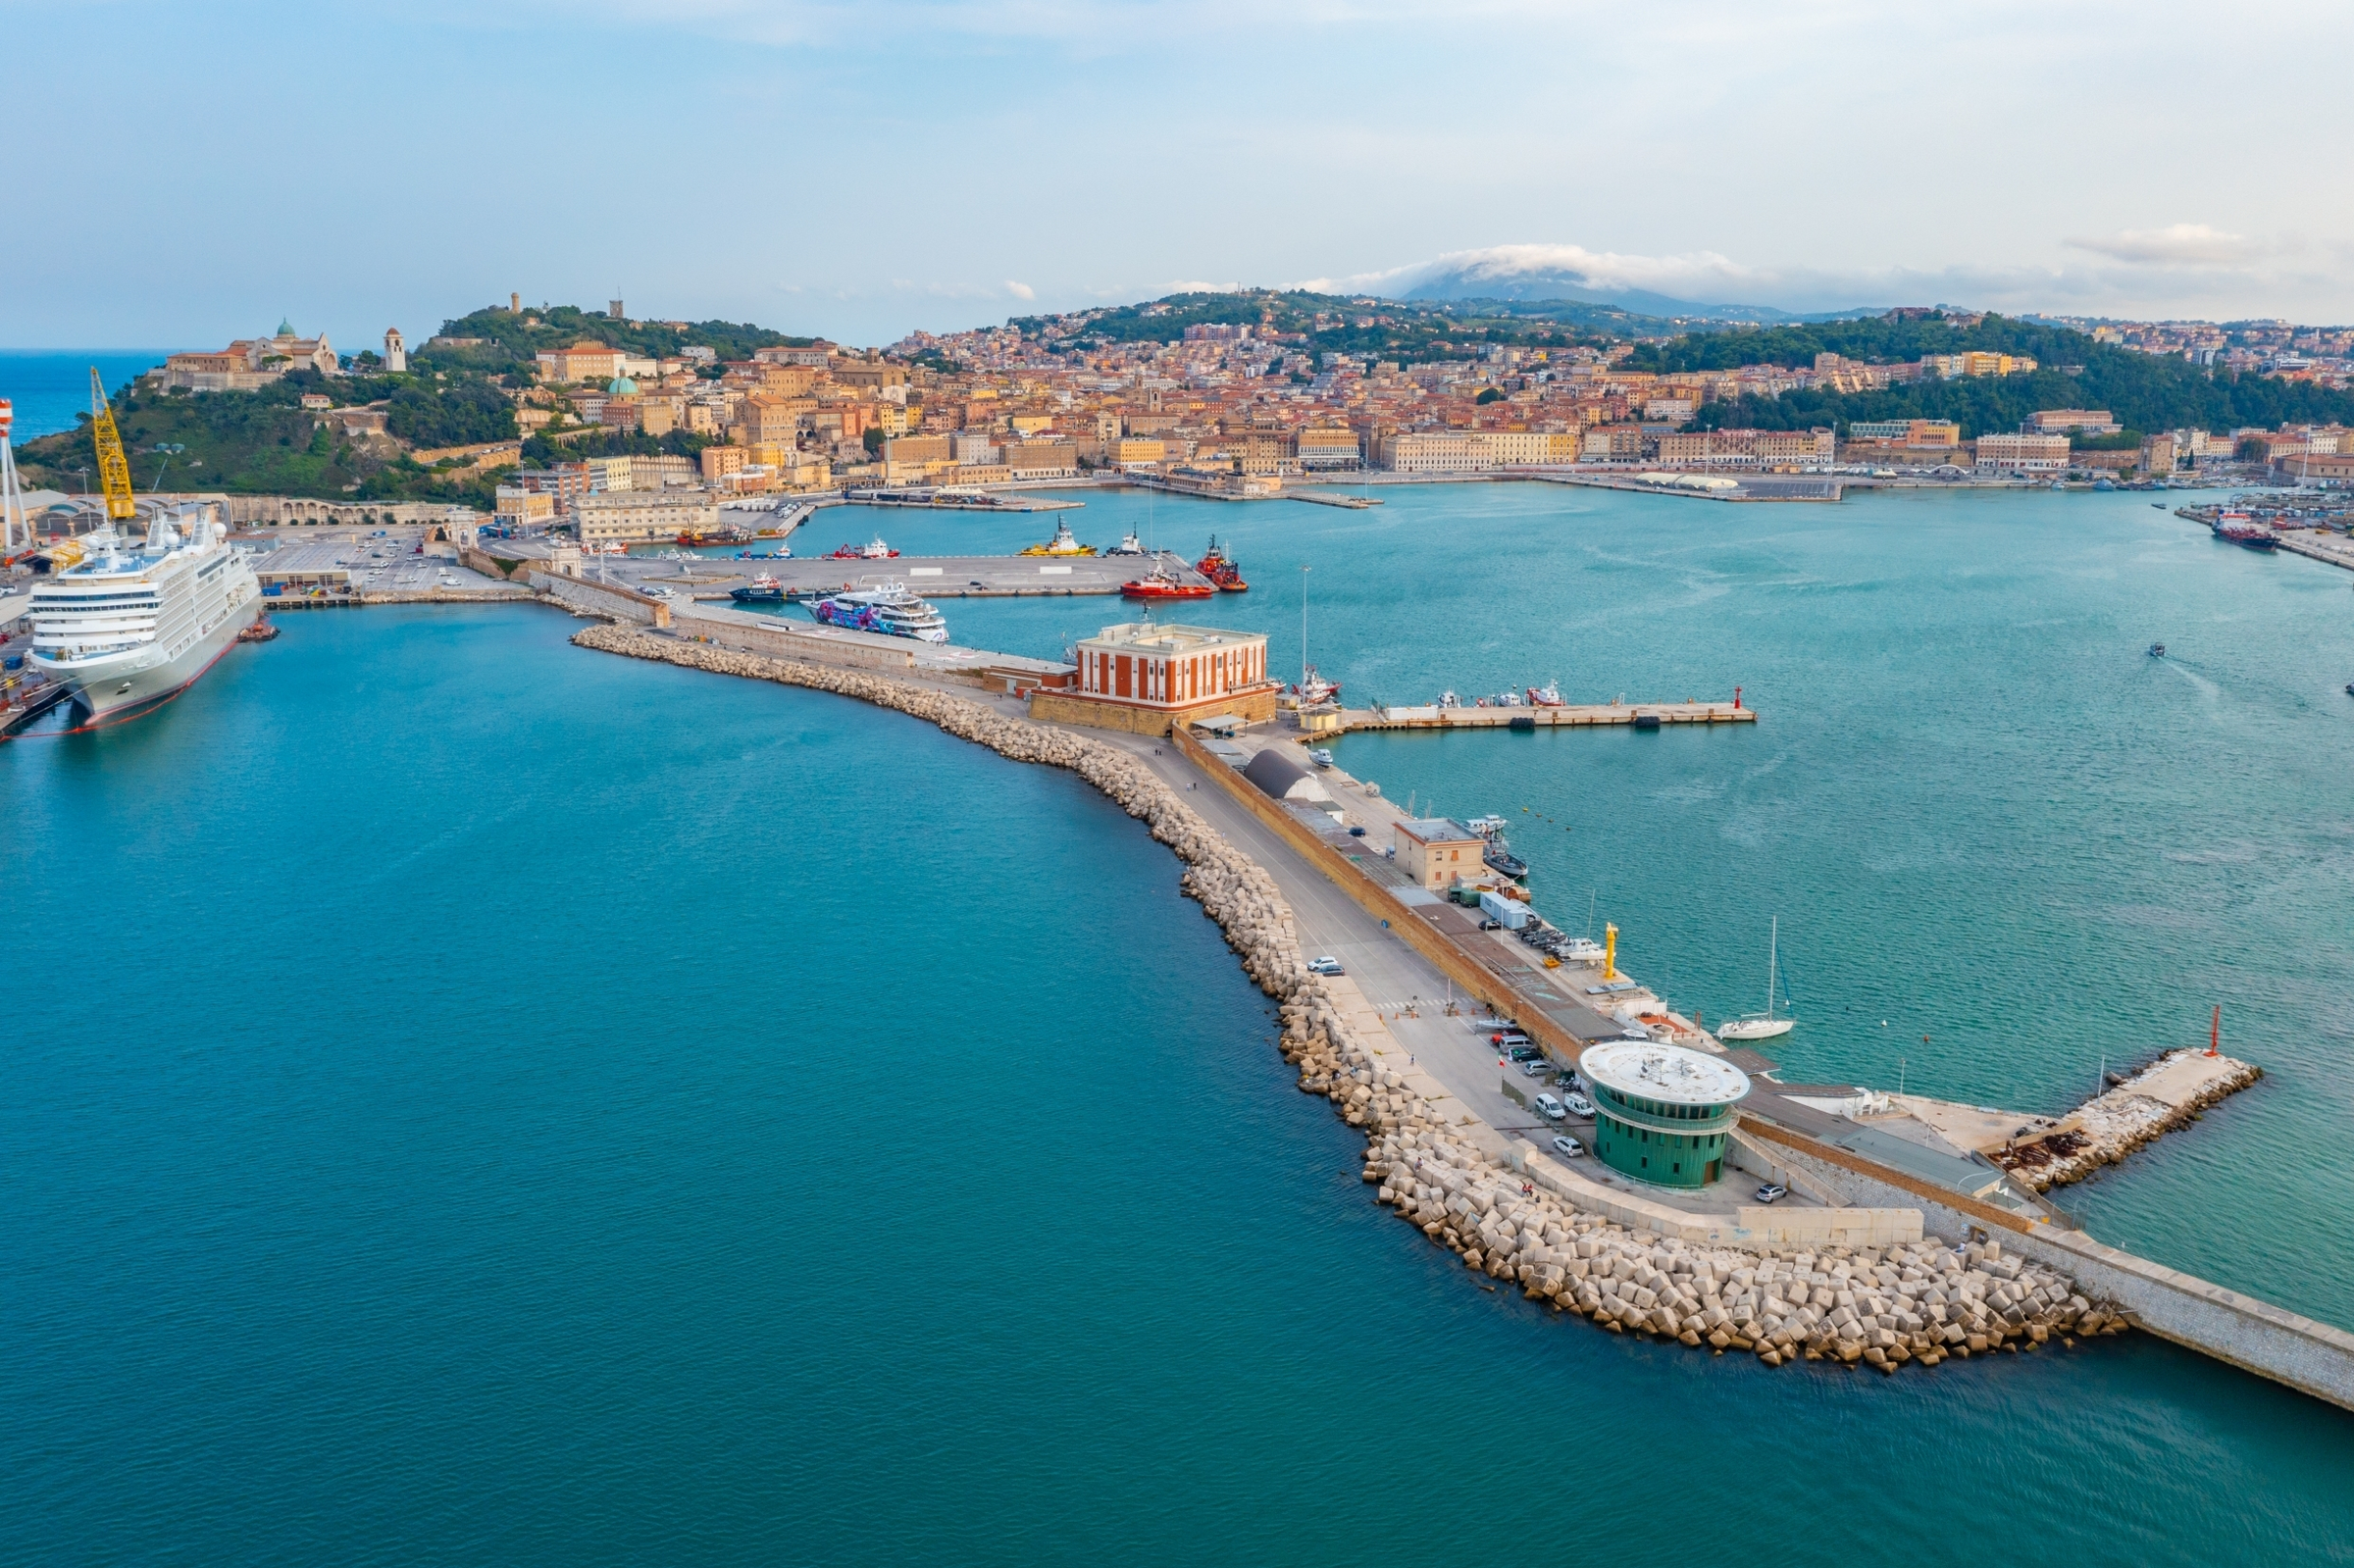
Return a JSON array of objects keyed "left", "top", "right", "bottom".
[{"left": 14, "top": 289, "right": 2354, "bottom": 543}]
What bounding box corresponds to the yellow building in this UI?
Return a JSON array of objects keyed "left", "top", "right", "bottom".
[{"left": 1393, "top": 818, "right": 1488, "bottom": 891}]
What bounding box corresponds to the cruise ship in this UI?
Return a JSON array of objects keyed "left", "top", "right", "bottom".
[
  {"left": 27, "top": 503, "right": 263, "bottom": 725},
  {"left": 806, "top": 582, "right": 949, "bottom": 642}
]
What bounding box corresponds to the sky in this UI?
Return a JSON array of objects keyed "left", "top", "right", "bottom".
[{"left": 4, "top": 0, "right": 2350, "bottom": 354}]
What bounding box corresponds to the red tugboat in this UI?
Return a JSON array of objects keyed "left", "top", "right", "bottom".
[
  {"left": 1194, "top": 535, "right": 1249, "bottom": 591},
  {"left": 1119, "top": 558, "right": 1214, "bottom": 600}
]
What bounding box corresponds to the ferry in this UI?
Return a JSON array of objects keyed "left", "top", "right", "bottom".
[
  {"left": 27, "top": 503, "right": 263, "bottom": 725},
  {"left": 829, "top": 536, "right": 899, "bottom": 560},
  {"left": 807, "top": 582, "right": 949, "bottom": 642},
  {"left": 1194, "top": 536, "right": 1248, "bottom": 590},
  {"left": 730, "top": 573, "right": 787, "bottom": 603},
  {"left": 1018, "top": 520, "right": 1095, "bottom": 556}
]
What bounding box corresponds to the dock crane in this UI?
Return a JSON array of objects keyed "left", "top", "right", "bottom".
[{"left": 88, "top": 366, "right": 137, "bottom": 523}]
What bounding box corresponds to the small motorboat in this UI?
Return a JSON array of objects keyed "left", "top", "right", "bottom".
[
  {"left": 1438, "top": 689, "right": 1460, "bottom": 708},
  {"left": 1307, "top": 747, "right": 1335, "bottom": 768},
  {"left": 2148, "top": 643, "right": 2166, "bottom": 657},
  {"left": 1483, "top": 841, "right": 1530, "bottom": 880},
  {"left": 1527, "top": 682, "right": 1565, "bottom": 707},
  {"left": 2344, "top": 683, "right": 2354, "bottom": 698}
]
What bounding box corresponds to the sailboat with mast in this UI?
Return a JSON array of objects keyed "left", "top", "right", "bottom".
[{"left": 1716, "top": 916, "right": 1796, "bottom": 1040}]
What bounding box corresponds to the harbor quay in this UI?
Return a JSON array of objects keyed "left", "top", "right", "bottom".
[{"left": 544, "top": 607, "right": 2354, "bottom": 1412}]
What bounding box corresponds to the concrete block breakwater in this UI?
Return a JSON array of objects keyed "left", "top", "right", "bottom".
[
  {"left": 571, "top": 623, "right": 2123, "bottom": 1382},
  {"left": 1369, "top": 1129, "right": 2115, "bottom": 1371}
]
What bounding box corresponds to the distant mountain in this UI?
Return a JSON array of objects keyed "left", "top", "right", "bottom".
[{"left": 1399, "top": 263, "right": 1882, "bottom": 326}]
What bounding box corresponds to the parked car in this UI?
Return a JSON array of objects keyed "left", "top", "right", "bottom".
[
  {"left": 1551, "top": 1135, "right": 1584, "bottom": 1159},
  {"left": 1306, "top": 956, "right": 1345, "bottom": 977},
  {"left": 1755, "top": 1184, "right": 1788, "bottom": 1205},
  {"left": 1348, "top": 826, "right": 1366, "bottom": 837},
  {"left": 1477, "top": 919, "right": 1502, "bottom": 931},
  {"left": 1533, "top": 1093, "right": 1566, "bottom": 1121},
  {"left": 1492, "top": 1030, "right": 1531, "bottom": 1048},
  {"left": 1564, "top": 1092, "right": 1596, "bottom": 1118},
  {"left": 1506, "top": 1045, "right": 1542, "bottom": 1063},
  {"left": 1520, "top": 1058, "right": 1551, "bottom": 1077}
]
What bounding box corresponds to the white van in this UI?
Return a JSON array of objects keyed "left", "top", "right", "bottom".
[{"left": 1533, "top": 1092, "right": 1566, "bottom": 1121}]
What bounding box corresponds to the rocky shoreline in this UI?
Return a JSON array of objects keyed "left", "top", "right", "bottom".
[{"left": 572, "top": 622, "right": 2126, "bottom": 1375}]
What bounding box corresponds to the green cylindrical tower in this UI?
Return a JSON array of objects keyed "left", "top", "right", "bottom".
[{"left": 1578, "top": 1041, "right": 1752, "bottom": 1189}]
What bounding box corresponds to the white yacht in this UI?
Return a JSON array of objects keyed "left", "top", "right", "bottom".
[{"left": 28, "top": 503, "right": 262, "bottom": 725}]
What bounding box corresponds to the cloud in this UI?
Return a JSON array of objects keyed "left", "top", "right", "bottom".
[
  {"left": 1004, "top": 279, "right": 1036, "bottom": 299},
  {"left": 2065, "top": 224, "right": 2261, "bottom": 268},
  {"left": 1304, "top": 242, "right": 1765, "bottom": 299}
]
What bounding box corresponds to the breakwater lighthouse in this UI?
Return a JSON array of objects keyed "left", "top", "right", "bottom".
[{"left": 1579, "top": 1041, "right": 1751, "bottom": 1189}]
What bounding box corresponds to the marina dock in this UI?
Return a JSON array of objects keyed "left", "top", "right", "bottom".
[{"left": 1341, "top": 698, "right": 1754, "bottom": 733}]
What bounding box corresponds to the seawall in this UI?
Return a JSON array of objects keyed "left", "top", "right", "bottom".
[{"left": 569, "top": 622, "right": 2142, "bottom": 1386}]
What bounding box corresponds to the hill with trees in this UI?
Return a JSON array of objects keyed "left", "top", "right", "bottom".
[{"left": 1630, "top": 313, "right": 2354, "bottom": 439}]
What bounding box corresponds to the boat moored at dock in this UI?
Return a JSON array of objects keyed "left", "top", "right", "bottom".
[
  {"left": 805, "top": 582, "right": 950, "bottom": 642},
  {"left": 26, "top": 502, "right": 263, "bottom": 725},
  {"left": 730, "top": 573, "right": 787, "bottom": 603}
]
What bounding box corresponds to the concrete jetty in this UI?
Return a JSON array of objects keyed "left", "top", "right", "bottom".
[
  {"left": 557, "top": 615, "right": 2354, "bottom": 1411},
  {"left": 662, "top": 552, "right": 1215, "bottom": 599},
  {"left": 1342, "top": 698, "right": 1753, "bottom": 733}
]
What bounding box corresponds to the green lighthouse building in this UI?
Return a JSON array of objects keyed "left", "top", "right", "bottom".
[{"left": 1578, "top": 1041, "right": 1752, "bottom": 1189}]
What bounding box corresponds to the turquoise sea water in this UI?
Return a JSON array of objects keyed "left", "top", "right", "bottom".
[
  {"left": 9, "top": 486, "right": 2354, "bottom": 1562},
  {"left": 0, "top": 351, "right": 171, "bottom": 440}
]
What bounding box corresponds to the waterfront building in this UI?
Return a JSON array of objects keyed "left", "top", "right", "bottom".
[
  {"left": 1578, "top": 1041, "right": 1751, "bottom": 1189},
  {"left": 1393, "top": 819, "right": 1485, "bottom": 890},
  {"left": 573, "top": 489, "right": 720, "bottom": 546},
  {"left": 1845, "top": 419, "right": 1961, "bottom": 447},
  {"left": 1030, "top": 622, "right": 1278, "bottom": 735},
  {"left": 493, "top": 487, "right": 555, "bottom": 531},
  {"left": 1295, "top": 428, "right": 1360, "bottom": 469},
  {"left": 1973, "top": 432, "right": 2072, "bottom": 473}
]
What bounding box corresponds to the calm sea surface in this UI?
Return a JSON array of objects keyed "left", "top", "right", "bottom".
[
  {"left": 0, "top": 351, "right": 171, "bottom": 440},
  {"left": 8, "top": 483, "right": 2354, "bottom": 1563}
]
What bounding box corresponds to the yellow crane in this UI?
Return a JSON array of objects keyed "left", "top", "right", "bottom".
[{"left": 88, "top": 366, "right": 136, "bottom": 522}]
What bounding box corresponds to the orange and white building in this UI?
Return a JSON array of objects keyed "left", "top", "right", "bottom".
[{"left": 1028, "top": 621, "right": 1280, "bottom": 735}]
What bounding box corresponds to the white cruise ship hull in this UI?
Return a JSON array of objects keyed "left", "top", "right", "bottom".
[
  {"left": 53, "top": 596, "right": 260, "bottom": 723},
  {"left": 27, "top": 503, "right": 265, "bottom": 727}
]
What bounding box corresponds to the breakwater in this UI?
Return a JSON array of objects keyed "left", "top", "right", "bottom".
[
  {"left": 569, "top": 622, "right": 2124, "bottom": 1381},
  {"left": 1994, "top": 1048, "right": 2265, "bottom": 1191}
]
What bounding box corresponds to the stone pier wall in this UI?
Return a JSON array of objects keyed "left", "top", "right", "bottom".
[{"left": 565, "top": 624, "right": 2326, "bottom": 1396}]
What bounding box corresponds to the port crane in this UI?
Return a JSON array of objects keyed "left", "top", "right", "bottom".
[{"left": 88, "top": 366, "right": 137, "bottom": 523}]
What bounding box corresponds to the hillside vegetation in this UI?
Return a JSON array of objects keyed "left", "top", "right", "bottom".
[{"left": 1638, "top": 315, "right": 2354, "bottom": 439}]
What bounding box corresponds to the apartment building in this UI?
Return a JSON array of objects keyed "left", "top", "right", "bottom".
[{"left": 2026, "top": 410, "right": 2122, "bottom": 433}]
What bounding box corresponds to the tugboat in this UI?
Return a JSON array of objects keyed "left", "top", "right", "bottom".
[
  {"left": 1018, "top": 519, "right": 1096, "bottom": 556},
  {"left": 731, "top": 573, "right": 787, "bottom": 603},
  {"left": 1194, "top": 535, "right": 1248, "bottom": 591},
  {"left": 1103, "top": 530, "right": 1149, "bottom": 556},
  {"left": 1119, "top": 558, "right": 1214, "bottom": 600},
  {"left": 829, "top": 536, "right": 899, "bottom": 560},
  {"left": 1293, "top": 665, "right": 1341, "bottom": 705},
  {"left": 236, "top": 618, "right": 280, "bottom": 643}
]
